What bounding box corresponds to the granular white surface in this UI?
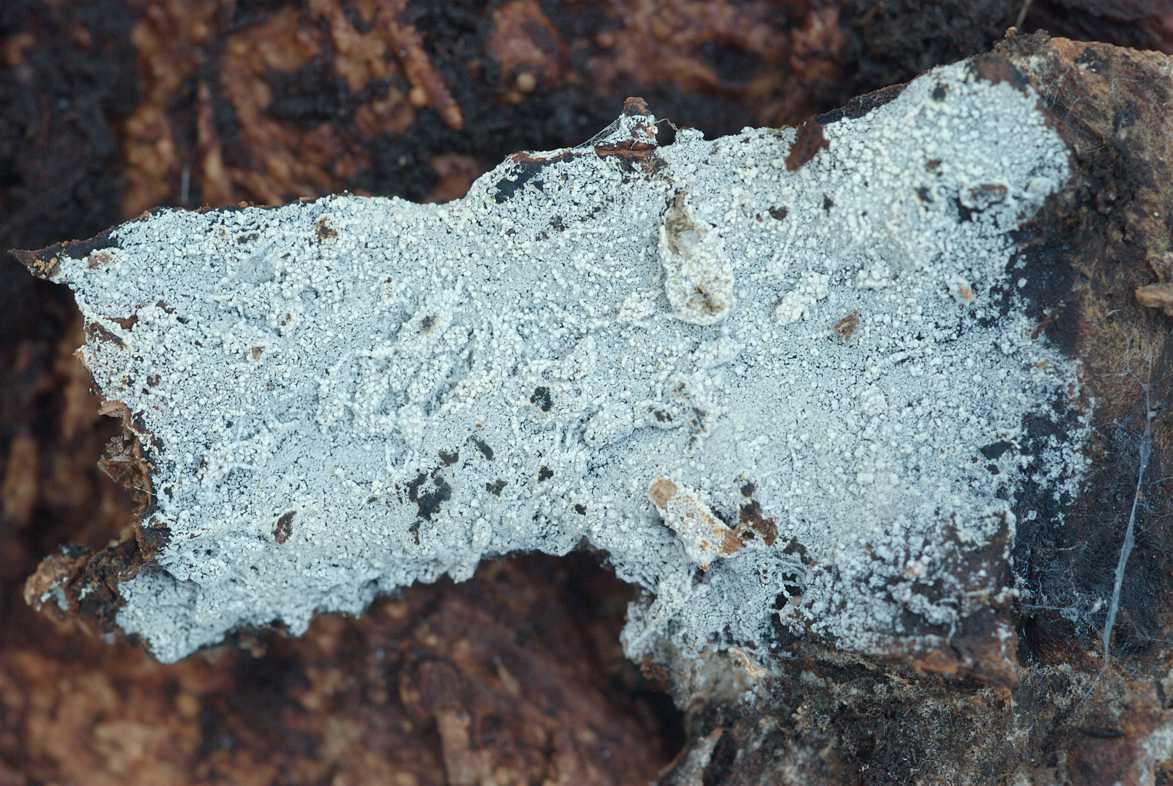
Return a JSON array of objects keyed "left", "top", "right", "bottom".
[{"left": 47, "top": 61, "right": 1090, "bottom": 663}]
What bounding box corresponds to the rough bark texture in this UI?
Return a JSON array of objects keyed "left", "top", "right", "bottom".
[{"left": 1, "top": 2, "right": 1172, "bottom": 785}]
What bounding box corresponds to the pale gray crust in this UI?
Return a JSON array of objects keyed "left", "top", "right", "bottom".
[{"left": 47, "top": 61, "right": 1088, "bottom": 663}]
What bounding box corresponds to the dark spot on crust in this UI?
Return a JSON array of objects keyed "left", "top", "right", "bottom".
[
  {"left": 768, "top": 206, "right": 788, "bottom": 221},
  {"left": 781, "top": 579, "right": 803, "bottom": 600},
  {"left": 405, "top": 472, "right": 427, "bottom": 502},
  {"left": 486, "top": 479, "right": 507, "bottom": 496},
  {"left": 573, "top": 504, "right": 587, "bottom": 515},
  {"left": 470, "top": 437, "right": 494, "bottom": 460},
  {"left": 530, "top": 386, "right": 553, "bottom": 412},
  {"left": 738, "top": 499, "right": 777, "bottom": 546},
  {"left": 493, "top": 159, "right": 546, "bottom": 203},
  {"left": 417, "top": 478, "right": 451, "bottom": 520},
  {"left": 537, "top": 465, "right": 554, "bottom": 482},
  {"left": 274, "top": 512, "right": 295, "bottom": 544},
  {"left": 85, "top": 322, "right": 126, "bottom": 348},
  {"left": 439, "top": 450, "right": 459, "bottom": 466},
  {"left": 86, "top": 249, "right": 117, "bottom": 269},
  {"left": 740, "top": 482, "right": 755, "bottom": 497},
  {"left": 315, "top": 217, "right": 336, "bottom": 240},
  {"left": 784, "top": 120, "right": 829, "bottom": 172},
  {"left": 955, "top": 196, "right": 975, "bottom": 223},
  {"left": 822, "top": 195, "right": 834, "bottom": 212},
  {"left": 980, "top": 441, "right": 1013, "bottom": 460},
  {"left": 406, "top": 472, "right": 451, "bottom": 520},
  {"left": 931, "top": 83, "right": 948, "bottom": 101},
  {"left": 966, "top": 182, "right": 1008, "bottom": 208},
  {"left": 833, "top": 311, "right": 860, "bottom": 341},
  {"left": 781, "top": 537, "right": 811, "bottom": 563}
]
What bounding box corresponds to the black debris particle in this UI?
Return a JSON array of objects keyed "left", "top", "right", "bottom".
[
  {"left": 538, "top": 466, "right": 554, "bottom": 482},
  {"left": 932, "top": 83, "right": 948, "bottom": 101},
  {"left": 822, "top": 195, "right": 834, "bottom": 212},
  {"left": 530, "top": 386, "right": 553, "bottom": 412},
  {"left": 416, "top": 478, "right": 451, "bottom": 520},
  {"left": 486, "top": 479, "right": 507, "bottom": 496},
  {"left": 573, "top": 504, "right": 587, "bottom": 515},
  {"left": 439, "top": 449, "right": 459, "bottom": 466},
  {"left": 406, "top": 472, "right": 452, "bottom": 520},
  {"left": 768, "top": 206, "right": 788, "bottom": 220}
]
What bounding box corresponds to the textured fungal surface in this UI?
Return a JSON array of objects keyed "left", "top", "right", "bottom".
[{"left": 33, "top": 60, "right": 1090, "bottom": 664}]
